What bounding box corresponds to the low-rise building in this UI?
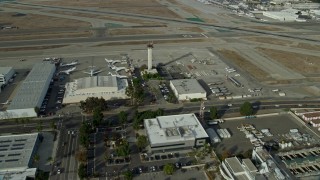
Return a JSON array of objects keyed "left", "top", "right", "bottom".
[
  {"left": 220, "top": 157, "right": 257, "bottom": 180},
  {"left": 0, "top": 67, "right": 15, "bottom": 87},
  {"left": 169, "top": 79, "right": 207, "bottom": 101},
  {"left": 2, "top": 63, "right": 55, "bottom": 119},
  {"left": 144, "top": 113, "right": 208, "bottom": 153},
  {"left": 302, "top": 112, "right": 320, "bottom": 121},
  {"left": 62, "top": 76, "right": 128, "bottom": 104},
  {"left": 0, "top": 133, "right": 39, "bottom": 171}
]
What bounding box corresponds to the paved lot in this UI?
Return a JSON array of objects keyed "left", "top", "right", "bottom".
[
  {"left": 213, "top": 114, "right": 318, "bottom": 155},
  {"left": 133, "top": 168, "right": 208, "bottom": 180}
]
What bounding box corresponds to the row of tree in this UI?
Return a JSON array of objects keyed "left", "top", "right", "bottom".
[
  {"left": 80, "top": 97, "right": 107, "bottom": 113},
  {"left": 209, "top": 101, "right": 254, "bottom": 119},
  {"left": 125, "top": 78, "right": 145, "bottom": 106},
  {"left": 133, "top": 109, "right": 164, "bottom": 130}
]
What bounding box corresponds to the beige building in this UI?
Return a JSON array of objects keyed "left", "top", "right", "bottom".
[{"left": 62, "top": 76, "right": 128, "bottom": 104}]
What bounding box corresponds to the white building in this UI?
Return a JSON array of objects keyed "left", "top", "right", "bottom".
[
  {"left": 144, "top": 113, "right": 209, "bottom": 153},
  {"left": 220, "top": 157, "right": 257, "bottom": 180},
  {"left": 0, "top": 133, "right": 39, "bottom": 179},
  {"left": 63, "top": 76, "right": 128, "bottom": 104},
  {"left": 169, "top": 79, "right": 207, "bottom": 101},
  {"left": 0, "top": 67, "right": 15, "bottom": 87},
  {"left": 1, "top": 63, "right": 55, "bottom": 119}
]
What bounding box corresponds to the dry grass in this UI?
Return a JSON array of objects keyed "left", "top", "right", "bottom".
[
  {"left": 0, "top": 31, "right": 91, "bottom": 41},
  {"left": 108, "top": 28, "right": 162, "bottom": 36},
  {"left": 246, "top": 26, "right": 283, "bottom": 31},
  {"left": 2, "top": 4, "right": 39, "bottom": 10},
  {"left": 44, "top": 10, "right": 166, "bottom": 26},
  {"left": 0, "top": 45, "right": 67, "bottom": 52},
  {"left": 293, "top": 43, "right": 320, "bottom": 51},
  {"left": 30, "top": 0, "right": 181, "bottom": 18},
  {"left": 243, "top": 36, "right": 293, "bottom": 46},
  {"left": 257, "top": 47, "right": 320, "bottom": 75},
  {"left": 95, "top": 39, "right": 207, "bottom": 47},
  {"left": 0, "top": 12, "right": 90, "bottom": 29},
  {"left": 217, "top": 49, "right": 269, "bottom": 81},
  {"left": 178, "top": 27, "right": 204, "bottom": 33}
]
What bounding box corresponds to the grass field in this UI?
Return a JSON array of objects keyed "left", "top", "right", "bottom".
[
  {"left": 108, "top": 28, "right": 162, "bottom": 36},
  {"left": 217, "top": 49, "right": 270, "bottom": 81}
]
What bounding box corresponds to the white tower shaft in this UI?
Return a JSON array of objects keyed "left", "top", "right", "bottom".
[{"left": 148, "top": 47, "right": 152, "bottom": 70}]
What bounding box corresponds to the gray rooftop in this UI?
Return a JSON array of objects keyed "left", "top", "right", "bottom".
[
  {"left": 0, "top": 67, "right": 13, "bottom": 75},
  {"left": 170, "top": 79, "right": 206, "bottom": 94},
  {"left": 0, "top": 133, "right": 38, "bottom": 170},
  {"left": 145, "top": 114, "right": 208, "bottom": 146},
  {"left": 7, "top": 63, "right": 55, "bottom": 110},
  {"left": 76, "top": 76, "right": 118, "bottom": 90},
  {"left": 225, "top": 157, "right": 245, "bottom": 174},
  {"left": 242, "top": 158, "right": 258, "bottom": 172}
]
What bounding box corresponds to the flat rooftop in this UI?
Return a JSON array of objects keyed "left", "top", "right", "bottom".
[
  {"left": 144, "top": 114, "right": 208, "bottom": 146},
  {"left": 225, "top": 157, "right": 245, "bottom": 174},
  {"left": 7, "top": 63, "right": 55, "bottom": 110},
  {"left": 0, "top": 67, "right": 13, "bottom": 75},
  {"left": 0, "top": 133, "right": 38, "bottom": 170},
  {"left": 76, "top": 76, "right": 118, "bottom": 90},
  {"left": 170, "top": 79, "right": 206, "bottom": 94}
]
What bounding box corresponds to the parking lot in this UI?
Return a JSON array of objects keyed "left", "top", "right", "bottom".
[{"left": 212, "top": 114, "right": 320, "bottom": 156}]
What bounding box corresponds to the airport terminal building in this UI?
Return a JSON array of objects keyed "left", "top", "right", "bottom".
[
  {"left": 62, "top": 76, "right": 128, "bottom": 104},
  {"left": 1, "top": 63, "right": 55, "bottom": 119},
  {"left": 169, "top": 79, "right": 207, "bottom": 101},
  {"left": 144, "top": 113, "right": 209, "bottom": 153}
]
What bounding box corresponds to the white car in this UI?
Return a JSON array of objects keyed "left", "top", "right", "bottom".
[
  {"left": 57, "top": 169, "right": 61, "bottom": 174},
  {"left": 228, "top": 104, "right": 233, "bottom": 107}
]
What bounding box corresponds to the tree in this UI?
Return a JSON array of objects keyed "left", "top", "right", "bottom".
[
  {"left": 76, "top": 149, "right": 88, "bottom": 163},
  {"left": 116, "top": 139, "right": 130, "bottom": 157},
  {"left": 118, "top": 111, "right": 128, "bottom": 126},
  {"left": 34, "top": 107, "right": 40, "bottom": 115},
  {"left": 80, "top": 97, "right": 107, "bottom": 113},
  {"left": 140, "top": 64, "right": 148, "bottom": 71},
  {"left": 50, "top": 121, "right": 56, "bottom": 129},
  {"left": 125, "top": 82, "right": 134, "bottom": 105},
  {"left": 37, "top": 121, "right": 43, "bottom": 132},
  {"left": 79, "top": 122, "right": 91, "bottom": 147},
  {"left": 33, "top": 154, "right": 40, "bottom": 168},
  {"left": 240, "top": 101, "right": 253, "bottom": 116},
  {"left": 78, "top": 163, "right": 87, "bottom": 180},
  {"left": 163, "top": 163, "right": 175, "bottom": 175},
  {"left": 136, "top": 135, "right": 148, "bottom": 151},
  {"left": 210, "top": 107, "right": 218, "bottom": 119},
  {"left": 123, "top": 170, "right": 133, "bottom": 180},
  {"left": 221, "top": 150, "right": 231, "bottom": 160},
  {"left": 92, "top": 108, "right": 103, "bottom": 128}
]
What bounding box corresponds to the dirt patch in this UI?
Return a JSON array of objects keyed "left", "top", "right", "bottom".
[
  {"left": 0, "top": 12, "right": 90, "bottom": 29},
  {"left": 293, "top": 43, "right": 320, "bottom": 51},
  {"left": 246, "top": 26, "right": 283, "bottom": 31},
  {"left": 2, "top": 4, "right": 40, "bottom": 10},
  {"left": 0, "top": 31, "right": 91, "bottom": 41},
  {"left": 178, "top": 27, "right": 204, "bottom": 33},
  {"left": 108, "top": 28, "right": 162, "bottom": 36},
  {"left": 0, "top": 45, "right": 67, "bottom": 52},
  {"left": 44, "top": 10, "right": 166, "bottom": 26},
  {"left": 257, "top": 47, "right": 320, "bottom": 75},
  {"left": 243, "top": 36, "right": 293, "bottom": 46},
  {"left": 29, "top": 0, "right": 181, "bottom": 19},
  {"left": 217, "top": 49, "right": 269, "bottom": 81},
  {"left": 95, "top": 39, "right": 207, "bottom": 46}
]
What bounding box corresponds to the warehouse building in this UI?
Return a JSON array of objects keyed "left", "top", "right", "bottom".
[
  {"left": 63, "top": 76, "right": 128, "bottom": 104},
  {"left": 0, "top": 67, "right": 15, "bottom": 88},
  {"left": 169, "top": 79, "right": 207, "bottom": 101},
  {"left": 0, "top": 133, "right": 39, "bottom": 179},
  {"left": 144, "top": 113, "right": 209, "bottom": 153},
  {"left": 3, "top": 63, "right": 55, "bottom": 119}
]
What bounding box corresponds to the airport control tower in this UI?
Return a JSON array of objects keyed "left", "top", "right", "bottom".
[{"left": 147, "top": 42, "right": 153, "bottom": 71}]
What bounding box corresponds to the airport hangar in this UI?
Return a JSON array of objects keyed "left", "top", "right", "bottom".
[
  {"left": 0, "top": 63, "right": 55, "bottom": 119},
  {"left": 169, "top": 79, "right": 207, "bottom": 101},
  {"left": 0, "top": 67, "right": 15, "bottom": 91},
  {"left": 62, "top": 75, "right": 128, "bottom": 104},
  {"left": 0, "top": 133, "right": 40, "bottom": 179},
  {"left": 144, "top": 113, "right": 209, "bottom": 153}
]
